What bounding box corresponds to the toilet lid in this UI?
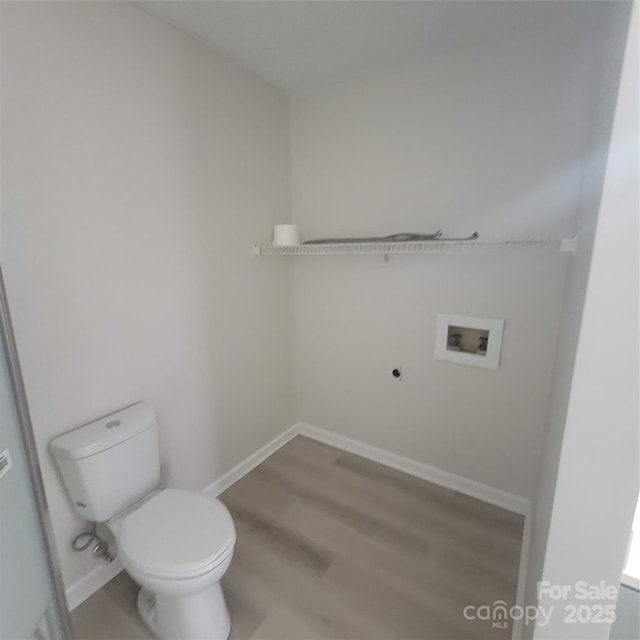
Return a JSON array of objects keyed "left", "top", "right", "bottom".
[{"left": 118, "top": 489, "right": 235, "bottom": 578}]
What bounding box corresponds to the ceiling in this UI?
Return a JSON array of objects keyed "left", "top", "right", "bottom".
[{"left": 136, "top": 1, "right": 603, "bottom": 92}]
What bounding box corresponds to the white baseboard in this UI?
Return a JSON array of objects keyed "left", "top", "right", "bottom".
[
  {"left": 299, "top": 422, "right": 531, "bottom": 515},
  {"left": 511, "top": 510, "right": 532, "bottom": 640},
  {"left": 299, "top": 421, "right": 532, "bottom": 640},
  {"left": 66, "top": 426, "right": 298, "bottom": 610},
  {"left": 203, "top": 424, "right": 299, "bottom": 497},
  {"left": 66, "top": 558, "right": 124, "bottom": 611},
  {"left": 66, "top": 421, "right": 530, "bottom": 611},
  {"left": 622, "top": 573, "right": 640, "bottom": 591}
]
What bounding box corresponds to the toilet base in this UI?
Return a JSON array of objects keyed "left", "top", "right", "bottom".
[
  {"left": 137, "top": 588, "right": 159, "bottom": 637},
  {"left": 137, "top": 584, "right": 231, "bottom": 640}
]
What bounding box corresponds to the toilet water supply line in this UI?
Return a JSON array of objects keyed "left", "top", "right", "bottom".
[{"left": 72, "top": 523, "right": 117, "bottom": 563}]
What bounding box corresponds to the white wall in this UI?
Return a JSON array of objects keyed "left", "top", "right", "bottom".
[
  {"left": 523, "top": 2, "right": 633, "bottom": 634},
  {"left": 290, "top": 9, "right": 614, "bottom": 501},
  {"left": 0, "top": 1, "right": 295, "bottom": 594},
  {"left": 533, "top": 4, "right": 639, "bottom": 637}
]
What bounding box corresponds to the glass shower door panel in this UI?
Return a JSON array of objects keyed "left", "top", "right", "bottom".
[
  {"left": 0, "top": 270, "right": 70, "bottom": 640},
  {"left": 0, "top": 345, "right": 53, "bottom": 638}
]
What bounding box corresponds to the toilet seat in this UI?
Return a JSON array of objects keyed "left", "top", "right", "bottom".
[{"left": 118, "top": 489, "right": 235, "bottom": 579}]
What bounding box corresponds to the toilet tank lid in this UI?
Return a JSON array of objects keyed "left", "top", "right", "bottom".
[{"left": 50, "top": 402, "right": 156, "bottom": 461}]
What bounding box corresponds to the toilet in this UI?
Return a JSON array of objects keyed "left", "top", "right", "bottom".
[{"left": 50, "top": 402, "right": 236, "bottom": 640}]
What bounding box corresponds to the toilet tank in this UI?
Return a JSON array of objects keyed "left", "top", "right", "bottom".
[{"left": 50, "top": 402, "right": 160, "bottom": 522}]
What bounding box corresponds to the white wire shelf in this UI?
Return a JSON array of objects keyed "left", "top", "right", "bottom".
[{"left": 252, "top": 237, "right": 577, "bottom": 257}]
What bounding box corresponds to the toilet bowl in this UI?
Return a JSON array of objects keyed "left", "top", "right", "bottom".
[
  {"left": 111, "top": 489, "right": 236, "bottom": 640},
  {"left": 50, "top": 402, "right": 237, "bottom": 640}
]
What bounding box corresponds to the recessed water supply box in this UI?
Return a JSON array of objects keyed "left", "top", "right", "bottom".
[{"left": 435, "top": 314, "right": 504, "bottom": 370}]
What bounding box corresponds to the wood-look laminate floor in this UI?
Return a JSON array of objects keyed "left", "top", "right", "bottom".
[{"left": 71, "top": 436, "right": 524, "bottom": 640}]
